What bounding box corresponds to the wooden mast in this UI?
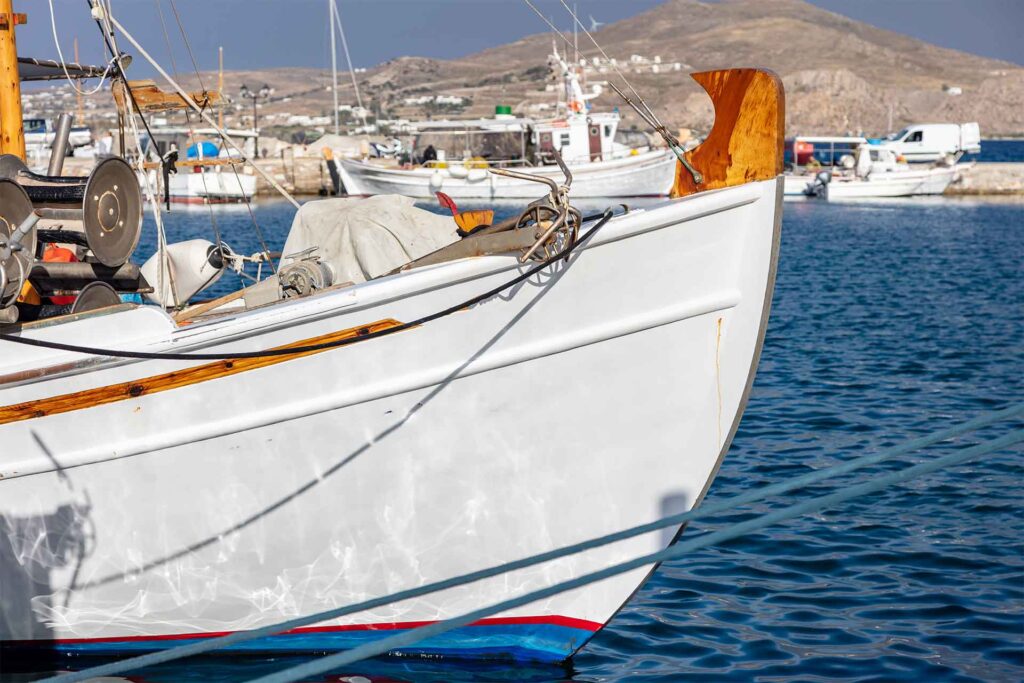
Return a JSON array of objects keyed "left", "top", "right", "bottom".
[{"left": 0, "top": 0, "right": 25, "bottom": 160}]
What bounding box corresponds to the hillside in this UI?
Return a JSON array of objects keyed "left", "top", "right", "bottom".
[
  {"left": 445, "top": 0, "right": 1024, "bottom": 136},
  {"left": 45, "top": 0, "right": 1023, "bottom": 138}
]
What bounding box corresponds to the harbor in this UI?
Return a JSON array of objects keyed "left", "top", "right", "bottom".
[{"left": 1, "top": 1, "right": 1022, "bottom": 682}]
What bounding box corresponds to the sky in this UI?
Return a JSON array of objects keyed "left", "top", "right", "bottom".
[{"left": 16, "top": 0, "right": 1024, "bottom": 80}]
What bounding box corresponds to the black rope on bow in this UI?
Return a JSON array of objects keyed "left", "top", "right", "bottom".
[{"left": 0, "top": 211, "right": 615, "bottom": 362}]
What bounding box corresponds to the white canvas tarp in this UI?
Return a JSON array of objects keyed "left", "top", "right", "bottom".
[{"left": 281, "top": 195, "right": 458, "bottom": 284}]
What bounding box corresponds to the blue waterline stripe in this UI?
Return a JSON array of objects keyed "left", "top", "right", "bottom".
[
  {"left": 42, "top": 401, "right": 1024, "bottom": 683},
  {"left": 42, "top": 622, "right": 591, "bottom": 664}
]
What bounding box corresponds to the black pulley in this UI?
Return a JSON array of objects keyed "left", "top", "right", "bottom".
[
  {"left": 0, "top": 179, "right": 36, "bottom": 307},
  {"left": 0, "top": 154, "right": 83, "bottom": 203},
  {"left": 0, "top": 154, "right": 142, "bottom": 268},
  {"left": 82, "top": 158, "right": 143, "bottom": 267},
  {"left": 71, "top": 281, "right": 122, "bottom": 314}
]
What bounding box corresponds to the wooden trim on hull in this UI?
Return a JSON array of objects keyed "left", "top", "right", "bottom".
[
  {"left": 672, "top": 68, "right": 785, "bottom": 198},
  {"left": 0, "top": 319, "right": 403, "bottom": 425}
]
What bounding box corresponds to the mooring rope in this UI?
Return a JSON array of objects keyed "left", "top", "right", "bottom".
[
  {"left": 42, "top": 402, "right": 1024, "bottom": 683},
  {"left": 0, "top": 211, "right": 614, "bottom": 361},
  {"left": 245, "top": 429, "right": 1024, "bottom": 683}
]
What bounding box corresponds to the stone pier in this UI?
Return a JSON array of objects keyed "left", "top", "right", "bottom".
[{"left": 948, "top": 162, "right": 1024, "bottom": 195}]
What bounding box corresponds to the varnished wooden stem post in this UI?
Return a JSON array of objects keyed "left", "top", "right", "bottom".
[
  {"left": 0, "top": 0, "right": 25, "bottom": 160},
  {"left": 672, "top": 69, "right": 784, "bottom": 198}
]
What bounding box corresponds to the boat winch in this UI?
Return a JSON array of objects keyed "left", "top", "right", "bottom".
[
  {"left": 0, "top": 154, "right": 143, "bottom": 267},
  {"left": 279, "top": 251, "right": 334, "bottom": 299},
  {"left": 0, "top": 180, "right": 37, "bottom": 310}
]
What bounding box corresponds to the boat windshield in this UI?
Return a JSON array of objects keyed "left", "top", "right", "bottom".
[{"left": 24, "top": 118, "right": 47, "bottom": 134}]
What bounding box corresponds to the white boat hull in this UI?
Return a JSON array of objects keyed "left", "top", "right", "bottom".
[
  {"left": 339, "top": 150, "right": 677, "bottom": 200},
  {"left": 140, "top": 168, "right": 257, "bottom": 204},
  {"left": 822, "top": 166, "right": 957, "bottom": 200},
  {"left": 0, "top": 178, "right": 781, "bottom": 662},
  {"left": 783, "top": 173, "right": 815, "bottom": 197}
]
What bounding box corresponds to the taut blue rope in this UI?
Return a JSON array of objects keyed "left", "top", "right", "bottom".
[
  {"left": 42, "top": 401, "right": 1024, "bottom": 683},
  {"left": 248, "top": 428, "right": 1024, "bottom": 683}
]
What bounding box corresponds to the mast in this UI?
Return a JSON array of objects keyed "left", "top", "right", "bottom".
[
  {"left": 573, "top": 3, "right": 578, "bottom": 66},
  {"left": 331, "top": 0, "right": 367, "bottom": 129},
  {"left": 218, "top": 45, "right": 224, "bottom": 130},
  {"left": 74, "top": 37, "right": 84, "bottom": 123},
  {"left": 0, "top": 0, "right": 25, "bottom": 160},
  {"left": 329, "top": 0, "right": 339, "bottom": 135}
]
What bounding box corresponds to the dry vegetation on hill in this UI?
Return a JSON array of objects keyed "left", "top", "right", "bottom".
[{"left": 109, "top": 0, "right": 1024, "bottom": 138}]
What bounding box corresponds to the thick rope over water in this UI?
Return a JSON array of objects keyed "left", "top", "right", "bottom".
[
  {"left": 243, "top": 429, "right": 1024, "bottom": 683},
  {"left": 42, "top": 401, "right": 1024, "bottom": 683},
  {"left": 0, "top": 211, "right": 615, "bottom": 361}
]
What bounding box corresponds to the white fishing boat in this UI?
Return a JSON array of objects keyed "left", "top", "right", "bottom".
[
  {"left": 809, "top": 145, "right": 959, "bottom": 200},
  {"left": 340, "top": 145, "right": 676, "bottom": 199},
  {"left": 137, "top": 127, "right": 258, "bottom": 205},
  {"left": 338, "top": 47, "right": 677, "bottom": 200},
  {"left": 783, "top": 136, "right": 867, "bottom": 197},
  {"left": 0, "top": 2, "right": 784, "bottom": 665}
]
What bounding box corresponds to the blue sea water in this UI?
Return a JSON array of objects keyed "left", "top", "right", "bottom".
[
  {"left": 963, "top": 139, "right": 1024, "bottom": 163},
  {"left": 11, "top": 196, "right": 1023, "bottom": 682}
]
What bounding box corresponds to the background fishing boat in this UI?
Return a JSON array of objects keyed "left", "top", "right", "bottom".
[{"left": 338, "top": 46, "right": 677, "bottom": 199}]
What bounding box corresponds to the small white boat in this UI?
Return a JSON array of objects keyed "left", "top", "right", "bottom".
[
  {"left": 810, "top": 145, "right": 959, "bottom": 200},
  {"left": 138, "top": 127, "right": 259, "bottom": 204},
  {"left": 339, "top": 46, "right": 677, "bottom": 200},
  {"left": 783, "top": 136, "right": 868, "bottom": 198},
  {"left": 160, "top": 164, "right": 257, "bottom": 204}
]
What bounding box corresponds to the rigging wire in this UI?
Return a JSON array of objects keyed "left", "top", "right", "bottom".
[
  {"left": 330, "top": 0, "right": 367, "bottom": 128},
  {"left": 163, "top": 0, "right": 276, "bottom": 269},
  {"left": 104, "top": 11, "right": 301, "bottom": 208},
  {"left": 522, "top": 0, "right": 577, "bottom": 53},
  {"left": 86, "top": 0, "right": 178, "bottom": 306},
  {"left": 46, "top": 0, "right": 111, "bottom": 95},
  {"left": 35, "top": 401, "right": 1024, "bottom": 683},
  {"left": 167, "top": 0, "right": 206, "bottom": 93},
  {"left": 521, "top": 0, "right": 702, "bottom": 183},
  {"left": 154, "top": 0, "right": 223, "bottom": 256}
]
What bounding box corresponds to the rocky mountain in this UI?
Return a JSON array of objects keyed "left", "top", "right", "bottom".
[
  {"left": 443, "top": 0, "right": 1024, "bottom": 136},
  {"left": 108, "top": 0, "right": 1024, "bottom": 138}
]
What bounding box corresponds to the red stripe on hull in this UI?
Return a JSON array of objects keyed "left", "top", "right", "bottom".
[{"left": 14, "top": 614, "right": 603, "bottom": 646}]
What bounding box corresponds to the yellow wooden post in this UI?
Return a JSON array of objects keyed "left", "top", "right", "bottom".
[{"left": 0, "top": 0, "right": 25, "bottom": 160}]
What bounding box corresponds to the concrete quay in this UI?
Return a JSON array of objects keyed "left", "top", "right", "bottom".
[{"left": 948, "top": 162, "right": 1024, "bottom": 195}]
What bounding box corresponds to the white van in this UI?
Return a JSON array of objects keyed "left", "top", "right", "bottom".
[{"left": 882, "top": 123, "right": 981, "bottom": 162}]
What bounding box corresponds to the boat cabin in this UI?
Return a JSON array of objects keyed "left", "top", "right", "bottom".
[
  {"left": 786, "top": 136, "right": 868, "bottom": 172},
  {"left": 407, "top": 110, "right": 631, "bottom": 168}
]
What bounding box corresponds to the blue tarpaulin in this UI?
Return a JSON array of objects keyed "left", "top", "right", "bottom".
[{"left": 186, "top": 141, "right": 220, "bottom": 159}]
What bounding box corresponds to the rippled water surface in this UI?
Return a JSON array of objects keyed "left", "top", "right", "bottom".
[{"left": 10, "top": 196, "right": 1023, "bottom": 682}]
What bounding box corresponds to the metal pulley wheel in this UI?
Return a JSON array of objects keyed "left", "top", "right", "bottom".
[
  {"left": 71, "top": 281, "right": 122, "bottom": 314},
  {"left": 0, "top": 153, "right": 29, "bottom": 180},
  {"left": 279, "top": 260, "right": 334, "bottom": 299},
  {"left": 0, "top": 179, "right": 37, "bottom": 308},
  {"left": 83, "top": 157, "right": 143, "bottom": 267},
  {"left": 513, "top": 202, "right": 582, "bottom": 261}
]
